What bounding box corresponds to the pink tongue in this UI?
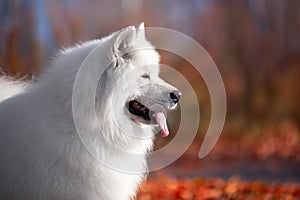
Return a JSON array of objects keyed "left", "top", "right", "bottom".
[{"left": 154, "top": 112, "right": 169, "bottom": 137}]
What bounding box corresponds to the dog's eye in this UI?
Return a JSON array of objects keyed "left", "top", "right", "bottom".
[{"left": 141, "top": 73, "right": 150, "bottom": 79}]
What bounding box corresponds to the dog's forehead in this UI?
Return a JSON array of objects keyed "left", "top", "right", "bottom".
[
  {"left": 131, "top": 48, "right": 160, "bottom": 72},
  {"left": 143, "top": 63, "right": 160, "bottom": 75},
  {"left": 135, "top": 48, "right": 159, "bottom": 64}
]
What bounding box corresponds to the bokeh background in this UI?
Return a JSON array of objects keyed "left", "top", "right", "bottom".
[{"left": 1, "top": 0, "right": 300, "bottom": 188}]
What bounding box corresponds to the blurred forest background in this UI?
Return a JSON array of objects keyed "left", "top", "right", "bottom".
[{"left": 1, "top": 0, "right": 300, "bottom": 188}]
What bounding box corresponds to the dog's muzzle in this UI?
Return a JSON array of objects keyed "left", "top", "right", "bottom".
[{"left": 127, "top": 90, "right": 181, "bottom": 137}]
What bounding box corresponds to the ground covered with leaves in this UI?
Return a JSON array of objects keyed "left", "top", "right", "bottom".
[
  {"left": 136, "top": 175, "right": 300, "bottom": 200},
  {"left": 135, "top": 121, "right": 300, "bottom": 200}
]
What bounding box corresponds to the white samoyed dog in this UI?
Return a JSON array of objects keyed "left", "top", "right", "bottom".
[{"left": 0, "top": 23, "right": 181, "bottom": 200}]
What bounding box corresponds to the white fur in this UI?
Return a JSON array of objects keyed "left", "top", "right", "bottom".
[
  {"left": 0, "top": 24, "right": 178, "bottom": 200},
  {"left": 0, "top": 77, "right": 28, "bottom": 102}
]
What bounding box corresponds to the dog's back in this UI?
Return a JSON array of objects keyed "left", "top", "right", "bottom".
[{"left": 0, "top": 77, "right": 27, "bottom": 102}]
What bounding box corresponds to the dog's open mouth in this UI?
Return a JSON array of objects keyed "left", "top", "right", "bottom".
[
  {"left": 128, "top": 100, "right": 151, "bottom": 121},
  {"left": 128, "top": 100, "right": 169, "bottom": 137}
]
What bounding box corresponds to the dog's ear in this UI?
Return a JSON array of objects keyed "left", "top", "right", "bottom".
[
  {"left": 113, "top": 26, "right": 136, "bottom": 58},
  {"left": 136, "top": 22, "right": 145, "bottom": 41}
]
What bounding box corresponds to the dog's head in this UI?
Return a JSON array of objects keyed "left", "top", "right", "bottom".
[{"left": 98, "top": 23, "right": 181, "bottom": 138}]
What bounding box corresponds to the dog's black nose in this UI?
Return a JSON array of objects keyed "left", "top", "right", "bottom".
[{"left": 170, "top": 91, "right": 181, "bottom": 104}]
